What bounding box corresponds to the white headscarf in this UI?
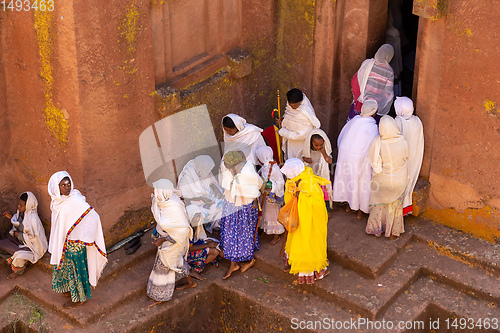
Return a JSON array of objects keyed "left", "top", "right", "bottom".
[
  {"left": 152, "top": 179, "right": 193, "bottom": 273},
  {"left": 394, "top": 96, "right": 414, "bottom": 119},
  {"left": 361, "top": 99, "right": 378, "bottom": 117},
  {"left": 185, "top": 204, "right": 207, "bottom": 243},
  {"left": 374, "top": 44, "right": 395, "bottom": 64},
  {"left": 281, "top": 158, "right": 305, "bottom": 179},
  {"left": 301, "top": 129, "right": 333, "bottom": 207},
  {"left": 177, "top": 155, "right": 218, "bottom": 199},
  {"left": 193, "top": 155, "right": 215, "bottom": 178},
  {"left": 48, "top": 171, "right": 107, "bottom": 287},
  {"left": 10, "top": 192, "right": 48, "bottom": 263},
  {"left": 222, "top": 114, "right": 265, "bottom": 165},
  {"left": 255, "top": 146, "right": 285, "bottom": 198}
]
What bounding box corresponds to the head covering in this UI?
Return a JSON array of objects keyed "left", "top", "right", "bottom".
[
  {"left": 185, "top": 204, "right": 207, "bottom": 242},
  {"left": 193, "top": 155, "right": 215, "bottom": 178},
  {"left": 255, "top": 146, "right": 274, "bottom": 166},
  {"left": 379, "top": 115, "right": 402, "bottom": 140},
  {"left": 222, "top": 114, "right": 246, "bottom": 132},
  {"left": 224, "top": 151, "right": 245, "bottom": 167},
  {"left": 394, "top": 96, "right": 414, "bottom": 119},
  {"left": 361, "top": 99, "right": 378, "bottom": 117},
  {"left": 48, "top": 171, "right": 74, "bottom": 209},
  {"left": 374, "top": 44, "right": 394, "bottom": 64},
  {"left": 152, "top": 178, "right": 175, "bottom": 204},
  {"left": 222, "top": 113, "right": 265, "bottom": 165},
  {"left": 281, "top": 158, "right": 305, "bottom": 179}
]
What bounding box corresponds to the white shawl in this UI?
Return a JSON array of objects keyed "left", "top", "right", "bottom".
[
  {"left": 333, "top": 115, "right": 379, "bottom": 213},
  {"left": 185, "top": 204, "right": 207, "bottom": 243},
  {"left": 10, "top": 192, "right": 48, "bottom": 264},
  {"left": 299, "top": 129, "right": 333, "bottom": 207},
  {"left": 152, "top": 179, "right": 193, "bottom": 273},
  {"left": 394, "top": 97, "right": 424, "bottom": 210},
  {"left": 255, "top": 146, "right": 285, "bottom": 198},
  {"left": 279, "top": 94, "right": 321, "bottom": 159},
  {"left": 223, "top": 114, "right": 266, "bottom": 165},
  {"left": 220, "top": 161, "right": 263, "bottom": 206},
  {"left": 177, "top": 156, "right": 218, "bottom": 199},
  {"left": 368, "top": 116, "right": 409, "bottom": 205},
  {"left": 48, "top": 171, "right": 107, "bottom": 287}
]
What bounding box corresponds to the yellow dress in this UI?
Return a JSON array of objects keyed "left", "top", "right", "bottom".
[{"left": 284, "top": 166, "right": 330, "bottom": 275}]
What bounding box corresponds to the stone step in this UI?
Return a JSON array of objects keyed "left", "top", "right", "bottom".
[
  {"left": 11, "top": 246, "right": 156, "bottom": 327},
  {"left": 382, "top": 276, "right": 500, "bottom": 333},
  {"left": 255, "top": 216, "right": 500, "bottom": 321}
]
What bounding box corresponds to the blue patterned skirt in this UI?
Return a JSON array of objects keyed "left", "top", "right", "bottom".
[{"left": 220, "top": 200, "right": 259, "bottom": 262}]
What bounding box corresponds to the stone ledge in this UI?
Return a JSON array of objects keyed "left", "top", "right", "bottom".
[
  {"left": 226, "top": 48, "right": 253, "bottom": 79},
  {"left": 413, "top": 0, "right": 449, "bottom": 21},
  {"left": 412, "top": 177, "right": 430, "bottom": 216},
  {"left": 153, "top": 85, "right": 181, "bottom": 119}
]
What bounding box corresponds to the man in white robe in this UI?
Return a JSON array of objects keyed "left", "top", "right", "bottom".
[{"left": 278, "top": 89, "right": 321, "bottom": 160}]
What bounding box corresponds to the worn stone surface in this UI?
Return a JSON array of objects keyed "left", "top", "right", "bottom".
[{"left": 1, "top": 208, "right": 498, "bottom": 332}]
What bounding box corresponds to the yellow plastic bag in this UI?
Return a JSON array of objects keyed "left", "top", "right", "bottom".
[{"left": 277, "top": 195, "right": 299, "bottom": 233}]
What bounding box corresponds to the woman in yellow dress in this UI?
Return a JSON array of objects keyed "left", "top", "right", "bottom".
[{"left": 280, "top": 158, "right": 330, "bottom": 284}]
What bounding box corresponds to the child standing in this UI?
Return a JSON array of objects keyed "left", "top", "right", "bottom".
[
  {"left": 255, "top": 146, "right": 285, "bottom": 246},
  {"left": 299, "top": 129, "right": 333, "bottom": 211}
]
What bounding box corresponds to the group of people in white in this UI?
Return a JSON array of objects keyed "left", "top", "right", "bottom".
[{"left": 0, "top": 43, "right": 423, "bottom": 308}]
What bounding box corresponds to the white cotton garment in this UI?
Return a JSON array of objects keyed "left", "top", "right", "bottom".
[
  {"left": 298, "top": 128, "right": 333, "bottom": 208},
  {"left": 48, "top": 171, "right": 107, "bottom": 287},
  {"left": 152, "top": 179, "right": 193, "bottom": 273},
  {"left": 367, "top": 116, "right": 409, "bottom": 205},
  {"left": 220, "top": 161, "right": 263, "bottom": 206},
  {"left": 256, "top": 146, "right": 285, "bottom": 198},
  {"left": 222, "top": 114, "right": 266, "bottom": 165},
  {"left": 394, "top": 97, "right": 424, "bottom": 212},
  {"left": 279, "top": 94, "right": 321, "bottom": 160},
  {"left": 9, "top": 192, "right": 48, "bottom": 265},
  {"left": 333, "top": 115, "right": 379, "bottom": 213}
]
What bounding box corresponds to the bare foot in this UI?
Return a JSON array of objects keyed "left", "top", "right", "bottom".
[
  {"left": 62, "top": 292, "right": 71, "bottom": 298},
  {"left": 315, "top": 270, "right": 330, "bottom": 281},
  {"left": 190, "top": 271, "right": 206, "bottom": 281},
  {"left": 178, "top": 281, "right": 197, "bottom": 290},
  {"left": 345, "top": 205, "right": 351, "bottom": 212},
  {"left": 222, "top": 263, "right": 240, "bottom": 280},
  {"left": 268, "top": 235, "right": 280, "bottom": 246},
  {"left": 283, "top": 265, "right": 291, "bottom": 273},
  {"left": 143, "top": 299, "right": 163, "bottom": 308},
  {"left": 63, "top": 301, "right": 84, "bottom": 309},
  {"left": 389, "top": 235, "right": 398, "bottom": 240},
  {"left": 7, "top": 273, "right": 19, "bottom": 280},
  {"left": 357, "top": 210, "right": 363, "bottom": 219},
  {"left": 240, "top": 258, "right": 255, "bottom": 273}
]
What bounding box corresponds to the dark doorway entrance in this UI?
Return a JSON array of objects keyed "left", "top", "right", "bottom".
[{"left": 387, "top": 0, "right": 419, "bottom": 99}]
